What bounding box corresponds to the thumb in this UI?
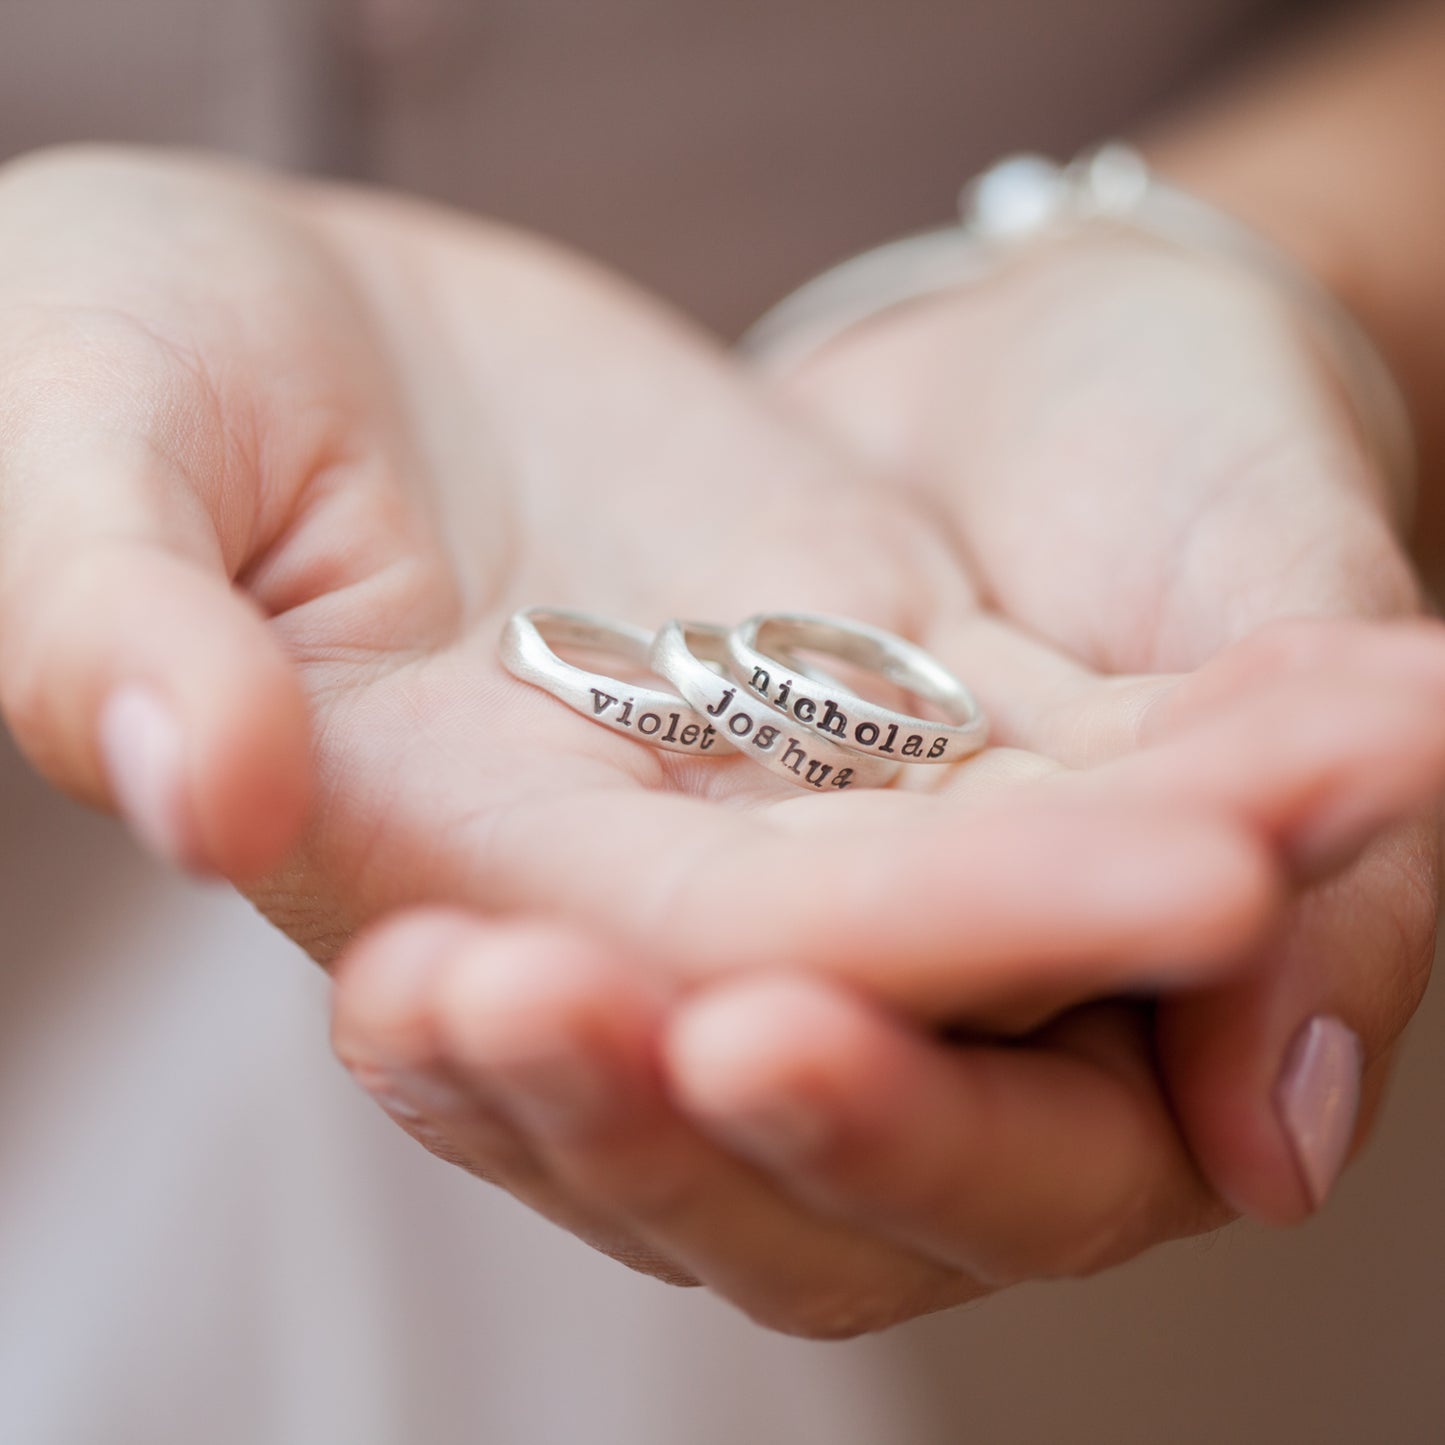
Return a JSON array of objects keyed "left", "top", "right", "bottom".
[
  {"left": 1156, "top": 814, "right": 1437, "bottom": 1223},
  {"left": 1135, "top": 621, "right": 1445, "bottom": 1221},
  {"left": 1076, "top": 618, "right": 1445, "bottom": 1221},
  {"left": 0, "top": 408, "right": 311, "bottom": 883}
]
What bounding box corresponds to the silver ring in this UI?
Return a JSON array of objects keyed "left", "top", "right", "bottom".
[
  {"left": 727, "top": 613, "right": 988, "bottom": 763},
  {"left": 651, "top": 620, "right": 900, "bottom": 790},
  {"left": 500, "top": 607, "right": 734, "bottom": 755}
]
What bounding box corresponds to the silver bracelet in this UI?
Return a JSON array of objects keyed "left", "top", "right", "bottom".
[{"left": 741, "top": 143, "right": 1416, "bottom": 527}]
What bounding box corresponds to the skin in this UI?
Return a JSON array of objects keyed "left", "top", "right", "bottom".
[
  {"left": 2, "top": 146, "right": 1444, "bottom": 1336},
  {"left": 1140, "top": 0, "right": 1445, "bottom": 543},
  {"left": 336, "top": 238, "right": 1445, "bottom": 1333},
  {"left": 773, "top": 232, "right": 1440, "bottom": 1232}
]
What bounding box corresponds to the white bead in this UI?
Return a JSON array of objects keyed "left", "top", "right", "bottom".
[{"left": 959, "top": 154, "right": 1066, "bottom": 239}]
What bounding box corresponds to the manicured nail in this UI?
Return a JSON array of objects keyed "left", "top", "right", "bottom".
[
  {"left": 97, "top": 684, "right": 197, "bottom": 869},
  {"left": 488, "top": 1051, "right": 618, "bottom": 1141},
  {"left": 1274, "top": 1015, "right": 1363, "bottom": 1211}
]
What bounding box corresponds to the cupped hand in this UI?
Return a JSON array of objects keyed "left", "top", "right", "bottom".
[
  {"left": 293, "top": 194, "right": 1445, "bottom": 1331},
  {"left": 5, "top": 150, "right": 1444, "bottom": 1338},
  {"left": 771, "top": 227, "right": 1440, "bottom": 1229},
  {"left": 0, "top": 145, "right": 1316, "bottom": 1001},
  {"left": 332, "top": 619, "right": 1445, "bottom": 1336}
]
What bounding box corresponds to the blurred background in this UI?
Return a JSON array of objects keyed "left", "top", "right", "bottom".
[
  {"left": 1, "top": 2, "right": 1440, "bottom": 1442},
  {"left": 0, "top": 0, "right": 1333, "bottom": 334}
]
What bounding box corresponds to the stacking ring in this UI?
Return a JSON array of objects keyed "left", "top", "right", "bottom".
[
  {"left": 651, "top": 620, "right": 900, "bottom": 790},
  {"left": 500, "top": 607, "right": 734, "bottom": 754},
  {"left": 727, "top": 612, "right": 988, "bottom": 763}
]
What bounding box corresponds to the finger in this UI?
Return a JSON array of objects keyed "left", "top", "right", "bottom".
[
  {"left": 1107, "top": 617, "right": 1445, "bottom": 876},
  {"left": 464, "top": 778, "right": 1282, "bottom": 1019},
  {"left": 0, "top": 410, "right": 312, "bottom": 879},
  {"left": 421, "top": 918, "right": 978, "bottom": 1337},
  {"left": 665, "top": 977, "right": 1225, "bottom": 1286},
  {"left": 1157, "top": 813, "right": 1439, "bottom": 1224},
  {"left": 932, "top": 613, "right": 1445, "bottom": 792},
  {"left": 0, "top": 155, "right": 325, "bottom": 877},
  {"left": 460, "top": 613, "right": 1445, "bottom": 1028},
  {"left": 331, "top": 907, "right": 689, "bottom": 1283},
  {"left": 921, "top": 609, "right": 1169, "bottom": 763}
]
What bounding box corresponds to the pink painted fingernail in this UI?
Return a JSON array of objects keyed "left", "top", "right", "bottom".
[
  {"left": 97, "top": 685, "right": 198, "bottom": 869},
  {"left": 1274, "top": 1015, "right": 1363, "bottom": 1211}
]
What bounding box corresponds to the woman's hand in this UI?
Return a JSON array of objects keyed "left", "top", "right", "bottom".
[
  {"left": 331, "top": 616, "right": 1445, "bottom": 1336},
  {"left": 0, "top": 145, "right": 1309, "bottom": 1002},
  {"left": 5, "top": 149, "right": 1443, "bottom": 1337},
  {"left": 766, "top": 228, "right": 1440, "bottom": 1228},
  {"left": 303, "top": 197, "right": 1444, "bottom": 1333}
]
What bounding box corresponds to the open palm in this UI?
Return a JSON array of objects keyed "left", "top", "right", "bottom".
[
  {"left": 5, "top": 150, "right": 1444, "bottom": 1335},
  {"left": 786, "top": 228, "right": 1440, "bottom": 1228}
]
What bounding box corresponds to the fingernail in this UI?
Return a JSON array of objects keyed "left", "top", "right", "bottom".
[
  {"left": 489, "top": 1051, "right": 617, "bottom": 1141},
  {"left": 97, "top": 684, "right": 198, "bottom": 869},
  {"left": 1274, "top": 1014, "right": 1363, "bottom": 1211}
]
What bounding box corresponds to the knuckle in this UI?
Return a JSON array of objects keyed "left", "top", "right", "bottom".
[
  {"left": 1048, "top": 1214, "right": 1148, "bottom": 1281},
  {"left": 583, "top": 1152, "right": 711, "bottom": 1231},
  {"left": 824, "top": 1151, "right": 979, "bottom": 1245},
  {"left": 959, "top": 1252, "right": 1032, "bottom": 1292},
  {"left": 330, "top": 916, "right": 469, "bottom": 1068},
  {"left": 968, "top": 1147, "right": 1180, "bottom": 1289},
  {"left": 973, "top": 1212, "right": 1137, "bottom": 1290},
  {"left": 1234, "top": 617, "right": 1341, "bottom": 679}
]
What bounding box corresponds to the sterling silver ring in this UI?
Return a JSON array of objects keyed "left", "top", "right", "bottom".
[
  {"left": 651, "top": 620, "right": 900, "bottom": 791},
  {"left": 727, "top": 612, "right": 988, "bottom": 763},
  {"left": 500, "top": 607, "right": 733, "bottom": 755}
]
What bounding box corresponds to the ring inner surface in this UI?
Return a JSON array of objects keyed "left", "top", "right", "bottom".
[{"left": 532, "top": 610, "right": 655, "bottom": 680}]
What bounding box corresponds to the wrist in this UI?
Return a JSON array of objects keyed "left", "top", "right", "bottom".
[
  {"left": 1145, "top": 132, "right": 1444, "bottom": 576},
  {"left": 1134, "top": 0, "right": 1445, "bottom": 569},
  {"left": 746, "top": 145, "right": 1415, "bottom": 538}
]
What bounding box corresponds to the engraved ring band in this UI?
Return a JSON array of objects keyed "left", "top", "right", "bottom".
[
  {"left": 727, "top": 612, "right": 989, "bottom": 764},
  {"left": 500, "top": 607, "right": 733, "bottom": 756}
]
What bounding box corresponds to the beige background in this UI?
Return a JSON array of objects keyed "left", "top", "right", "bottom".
[
  {"left": 1, "top": 2, "right": 1439, "bottom": 1440},
  {"left": 1, "top": 0, "right": 1321, "bottom": 333}
]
